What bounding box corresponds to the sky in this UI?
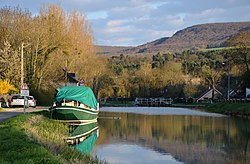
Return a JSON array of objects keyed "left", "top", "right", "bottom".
[{"left": 1, "top": 0, "right": 250, "bottom": 46}]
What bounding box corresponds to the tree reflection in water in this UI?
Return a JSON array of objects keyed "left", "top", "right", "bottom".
[{"left": 94, "top": 111, "right": 250, "bottom": 164}]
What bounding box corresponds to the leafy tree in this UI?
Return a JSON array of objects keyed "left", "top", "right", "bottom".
[
  {"left": 160, "top": 62, "right": 184, "bottom": 86},
  {"left": 0, "top": 7, "right": 32, "bottom": 88},
  {"left": 229, "top": 47, "right": 250, "bottom": 72},
  {"left": 135, "top": 62, "right": 153, "bottom": 97},
  {"left": 183, "top": 82, "right": 198, "bottom": 98},
  {"left": 200, "top": 61, "right": 224, "bottom": 100},
  {"left": 95, "top": 74, "right": 115, "bottom": 98},
  {"left": 152, "top": 52, "right": 172, "bottom": 68},
  {"left": 0, "top": 79, "right": 18, "bottom": 94},
  {"left": 0, "top": 41, "right": 21, "bottom": 87},
  {"left": 0, "top": 5, "right": 99, "bottom": 104},
  {"left": 225, "top": 29, "right": 250, "bottom": 72}
]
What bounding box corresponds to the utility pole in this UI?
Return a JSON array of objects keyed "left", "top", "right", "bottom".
[
  {"left": 228, "top": 63, "right": 230, "bottom": 101},
  {"left": 65, "top": 60, "right": 68, "bottom": 86},
  {"left": 21, "top": 42, "right": 24, "bottom": 87},
  {"left": 20, "top": 42, "right": 31, "bottom": 87}
]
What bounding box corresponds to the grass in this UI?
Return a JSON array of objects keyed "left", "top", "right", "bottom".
[
  {"left": 201, "top": 46, "right": 250, "bottom": 52},
  {"left": 0, "top": 111, "right": 101, "bottom": 163},
  {"left": 201, "top": 47, "right": 231, "bottom": 52},
  {"left": 203, "top": 102, "right": 250, "bottom": 114},
  {"left": 173, "top": 102, "right": 206, "bottom": 107},
  {"left": 173, "top": 102, "right": 250, "bottom": 117}
]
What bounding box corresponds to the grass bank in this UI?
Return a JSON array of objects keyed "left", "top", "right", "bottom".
[
  {"left": 203, "top": 102, "right": 250, "bottom": 114},
  {"left": 0, "top": 111, "right": 101, "bottom": 163},
  {"left": 173, "top": 102, "right": 250, "bottom": 119},
  {"left": 185, "top": 102, "right": 250, "bottom": 119}
]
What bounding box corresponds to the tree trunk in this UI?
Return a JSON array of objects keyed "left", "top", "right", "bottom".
[
  {"left": 243, "top": 53, "right": 249, "bottom": 72},
  {"left": 212, "top": 84, "right": 215, "bottom": 102}
]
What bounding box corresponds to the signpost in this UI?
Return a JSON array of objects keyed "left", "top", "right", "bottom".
[{"left": 20, "top": 83, "right": 29, "bottom": 114}]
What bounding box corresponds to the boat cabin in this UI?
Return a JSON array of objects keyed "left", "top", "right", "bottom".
[{"left": 56, "top": 100, "right": 92, "bottom": 110}]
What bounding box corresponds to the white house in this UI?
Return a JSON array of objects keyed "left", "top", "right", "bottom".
[{"left": 196, "top": 88, "right": 223, "bottom": 102}]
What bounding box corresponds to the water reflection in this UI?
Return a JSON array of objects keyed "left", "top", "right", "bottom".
[
  {"left": 74, "top": 129, "right": 98, "bottom": 155},
  {"left": 100, "top": 106, "right": 224, "bottom": 117},
  {"left": 94, "top": 111, "right": 250, "bottom": 164},
  {"left": 67, "top": 122, "right": 99, "bottom": 155},
  {"left": 95, "top": 144, "right": 182, "bottom": 164}
]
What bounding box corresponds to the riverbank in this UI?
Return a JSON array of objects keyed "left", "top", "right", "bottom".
[
  {"left": 100, "top": 101, "right": 250, "bottom": 119},
  {"left": 202, "top": 102, "right": 250, "bottom": 118},
  {"left": 0, "top": 111, "right": 101, "bottom": 163},
  {"left": 173, "top": 102, "right": 250, "bottom": 119}
]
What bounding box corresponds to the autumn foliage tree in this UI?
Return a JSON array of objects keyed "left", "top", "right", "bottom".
[
  {"left": 0, "top": 79, "right": 18, "bottom": 94},
  {"left": 0, "top": 5, "right": 103, "bottom": 103}
]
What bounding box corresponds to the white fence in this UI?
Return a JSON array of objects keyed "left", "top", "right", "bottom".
[{"left": 135, "top": 97, "right": 173, "bottom": 106}]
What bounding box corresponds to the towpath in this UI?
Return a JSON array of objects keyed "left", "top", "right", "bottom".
[{"left": 0, "top": 106, "right": 48, "bottom": 122}]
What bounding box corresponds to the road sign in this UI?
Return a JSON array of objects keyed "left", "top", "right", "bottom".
[
  {"left": 21, "top": 83, "right": 29, "bottom": 90},
  {"left": 21, "top": 89, "right": 29, "bottom": 96},
  {"left": 20, "top": 83, "right": 29, "bottom": 114},
  {"left": 79, "top": 79, "right": 85, "bottom": 86},
  {"left": 20, "top": 83, "right": 29, "bottom": 96}
]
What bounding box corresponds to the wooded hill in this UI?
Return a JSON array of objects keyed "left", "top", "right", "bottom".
[{"left": 98, "top": 22, "right": 250, "bottom": 55}]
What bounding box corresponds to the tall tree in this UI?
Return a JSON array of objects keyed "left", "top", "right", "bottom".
[
  {"left": 200, "top": 59, "right": 224, "bottom": 101},
  {"left": 225, "top": 29, "right": 250, "bottom": 72},
  {"left": 0, "top": 7, "right": 32, "bottom": 88},
  {"left": 0, "top": 5, "right": 100, "bottom": 104},
  {"left": 135, "top": 62, "right": 153, "bottom": 97},
  {"left": 0, "top": 41, "right": 21, "bottom": 87}
]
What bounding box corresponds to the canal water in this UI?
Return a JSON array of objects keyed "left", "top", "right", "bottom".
[{"left": 77, "top": 107, "right": 250, "bottom": 164}]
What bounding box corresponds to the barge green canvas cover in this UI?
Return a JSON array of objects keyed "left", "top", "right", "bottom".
[{"left": 55, "top": 86, "right": 98, "bottom": 109}]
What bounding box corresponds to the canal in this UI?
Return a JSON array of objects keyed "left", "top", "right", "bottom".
[{"left": 76, "top": 107, "right": 250, "bottom": 164}]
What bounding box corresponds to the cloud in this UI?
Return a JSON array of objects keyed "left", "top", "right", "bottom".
[
  {"left": 94, "top": 144, "right": 180, "bottom": 164},
  {"left": 185, "top": 8, "right": 226, "bottom": 22},
  {"left": 87, "top": 11, "right": 108, "bottom": 20},
  {"left": 90, "top": 0, "right": 250, "bottom": 46},
  {"left": 1, "top": 0, "right": 250, "bottom": 46},
  {"left": 106, "top": 20, "right": 129, "bottom": 27}
]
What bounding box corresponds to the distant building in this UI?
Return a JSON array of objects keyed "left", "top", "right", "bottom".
[
  {"left": 56, "top": 71, "right": 79, "bottom": 90},
  {"left": 246, "top": 88, "right": 250, "bottom": 98},
  {"left": 229, "top": 81, "right": 246, "bottom": 98},
  {"left": 196, "top": 88, "right": 223, "bottom": 102},
  {"left": 67, "top": 73, "right": 78, "bottom": 86}
]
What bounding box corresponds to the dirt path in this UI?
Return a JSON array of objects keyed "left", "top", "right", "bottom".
[{"left": 0, "top": 106, "right": 48, "bottom": 123}]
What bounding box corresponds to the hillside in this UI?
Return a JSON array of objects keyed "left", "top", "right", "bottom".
[
  {"left": 223, "top": 27, "right": 250, "bottom": 46},
  {"left": 97, "top": 22, "right": 250, "bottom": 55},
  {"left": 96, "top": 45, "right": 132, "bottom": 55}
]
